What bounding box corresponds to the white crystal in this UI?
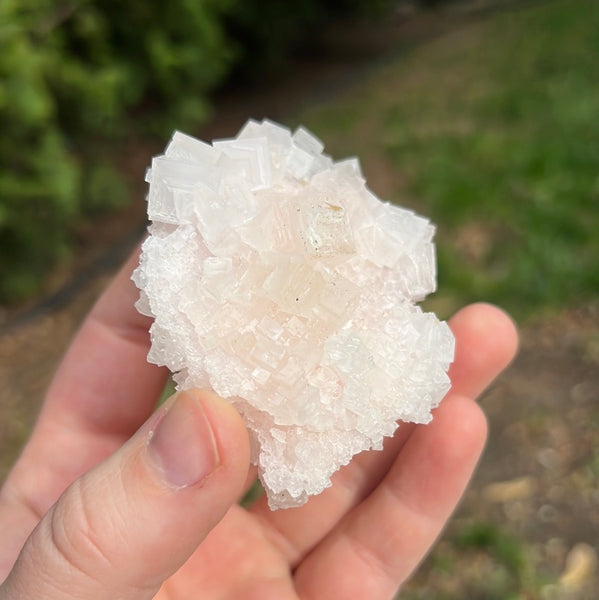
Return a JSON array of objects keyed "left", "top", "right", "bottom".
[{"left": 133, "top": 119, "right": 455, "bottom": 510}]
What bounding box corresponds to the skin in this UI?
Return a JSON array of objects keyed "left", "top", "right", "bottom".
[{"left": 0, "top": 250, "right": 518, "bottom": 599}]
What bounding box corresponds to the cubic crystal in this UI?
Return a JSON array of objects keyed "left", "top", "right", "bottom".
[{"left": 133, "top": 119, "right": 454, "bottom": 510}]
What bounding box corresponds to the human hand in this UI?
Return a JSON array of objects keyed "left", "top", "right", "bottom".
[{"left": 0, "top": 250, "right": 518, "bottom": 600}]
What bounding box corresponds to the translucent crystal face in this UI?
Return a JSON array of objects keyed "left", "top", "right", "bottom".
[{"left": 133, "top": 119, "right": 455, "bottom": 509}]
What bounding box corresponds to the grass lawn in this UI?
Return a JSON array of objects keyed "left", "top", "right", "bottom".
[{"left": 302, "top": 0, "right": 599, "bottom": 322}]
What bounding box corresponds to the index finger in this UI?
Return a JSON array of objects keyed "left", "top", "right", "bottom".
[
  {"left": 44, "top": 246, "right": 168, "bottom": 437},
  {"left": 3, "top": 247, "right": 168, "bottom": 513},
  {"left": 447, "top": 303, "right": 519, "bottom": 399}
]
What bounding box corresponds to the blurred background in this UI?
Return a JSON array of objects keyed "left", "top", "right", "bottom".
[{"left": 1, "top": 0, "right": 598, "bottom": 597}]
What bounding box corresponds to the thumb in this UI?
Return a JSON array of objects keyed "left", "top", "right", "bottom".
[{"left": 0, "top": 390, "right": 250, "bottom": 600}]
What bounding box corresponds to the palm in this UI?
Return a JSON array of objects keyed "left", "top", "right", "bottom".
[
  {"left": 0, "top": 253, "right": 517, "bottom": 599},
  {"left": 158, "top": 506, "right": 291, "bottom": 598}
]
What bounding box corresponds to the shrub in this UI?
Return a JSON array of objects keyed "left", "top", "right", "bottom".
[
  {"left": 0, "top": 0, "right": 238, "bottom": 301},
  {"left": 1, "top": 0, "right": 394, "bottom": 304}
]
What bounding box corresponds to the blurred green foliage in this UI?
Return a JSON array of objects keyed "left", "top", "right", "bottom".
[
  {"left": 0, "top": 0, "right": 393, "bottom": 303},
  {"left": 0, "top": 0, "right": 236, "bottom": 301}
]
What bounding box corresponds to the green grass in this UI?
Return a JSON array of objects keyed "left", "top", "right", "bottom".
[
  {"left": 399, "top": 521, "right": 544, "bottom": 600},
  {"left": 302, "top": 0, "right": 599, "bottom": 319},
  {"left": 454, "top": 522, "right": 525, "bottom": 578}
]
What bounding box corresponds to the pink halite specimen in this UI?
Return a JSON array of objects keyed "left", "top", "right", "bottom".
[{"left": 132, "top": 119, "right": 454, "bottom": 509}]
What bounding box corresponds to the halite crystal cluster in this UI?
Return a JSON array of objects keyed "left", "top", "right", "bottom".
[{"left": 133, "top": 119, "right": 455, "bottom": 510}]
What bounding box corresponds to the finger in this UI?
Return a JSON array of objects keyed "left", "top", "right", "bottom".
[
  {"left": 0, "top": 390, "right": 250, "bottom": 597},
  {"left": 4, "top": 248, "right": 168, "bottom": 517},
  {"left": 447, "top": 303, "right": 518, "bottom": 399},
  {"left": 43, "top": 247, "right": 168, "bottom": 440},
  {"left": 294, "top": 393, "right": 487, "bottom": 600},
  {"left": 249, "top": 303, "right": 517, "bottom": 567},
  {"left": 249, "top": 424, "right": 416, "bottom": 565}
]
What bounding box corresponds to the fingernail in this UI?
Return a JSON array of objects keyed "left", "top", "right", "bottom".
[{"left": 147, "top": 391, "right": 219, "bottom": 488}]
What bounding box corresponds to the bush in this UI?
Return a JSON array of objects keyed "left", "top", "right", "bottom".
[
  {"left": 1, "top": 0, "right": 395, "bottom": 304},
  {"left": 0, "top": 0, "right": 238, "bottom": 301}
]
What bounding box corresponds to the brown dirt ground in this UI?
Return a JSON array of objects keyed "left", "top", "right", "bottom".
[{"left": 409, "top": 304, "right": 599, "bottom": 598}]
